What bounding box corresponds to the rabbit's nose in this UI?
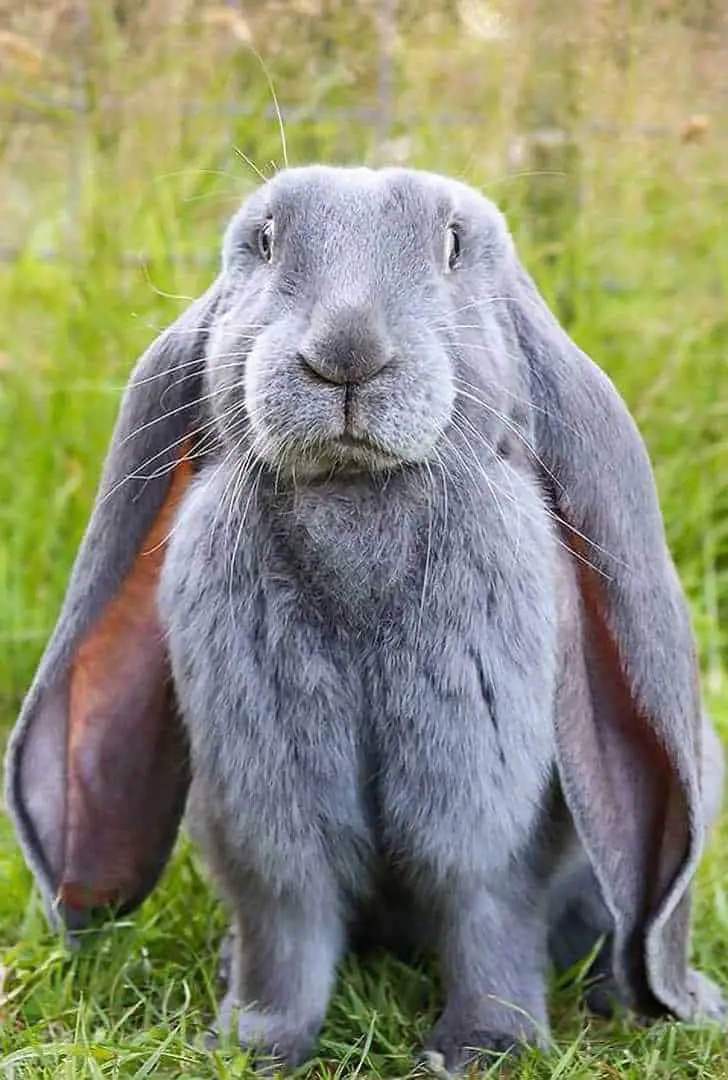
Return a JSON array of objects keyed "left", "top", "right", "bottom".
[{"left": 300, "top": 307, "right": 393, "bottom": 386}]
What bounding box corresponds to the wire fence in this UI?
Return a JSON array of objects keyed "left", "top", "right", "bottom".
[{"left": 2, "top": 0, "right": 727, "bottom": 266}]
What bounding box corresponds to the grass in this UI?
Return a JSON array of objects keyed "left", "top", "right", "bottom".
[
  {"left": 1, "top": 1, "right": 728, "bottom": 1075},
  {"left": 2, "top": 773, "right": 728, "bottom": 1079}
]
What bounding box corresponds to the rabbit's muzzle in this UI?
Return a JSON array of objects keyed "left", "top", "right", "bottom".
[{"left": 236, "top": 301, "right": 455, "bottom": 479}]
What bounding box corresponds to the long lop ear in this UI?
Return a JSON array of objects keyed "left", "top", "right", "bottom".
[
  {"left": 501, "top": 252, "right": 725, "bottom": 1023},
  {"left": 4, "top": 279, "right": 222, "bottom": 932}
]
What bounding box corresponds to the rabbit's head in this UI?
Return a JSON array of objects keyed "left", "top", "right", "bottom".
[
  {"left": 206, "top": 167, "right": 523, "bottom": 478},
  {"left": 5, "top": 166, "right": 722, "bottom": 1028}
]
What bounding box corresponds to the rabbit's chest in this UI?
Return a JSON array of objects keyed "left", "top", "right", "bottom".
[
  {"left": 162, "top": 461, "right": 561, "bottom": 885},
  {"left": 360, "top": 521, "right": 561, "bottom": 878}
]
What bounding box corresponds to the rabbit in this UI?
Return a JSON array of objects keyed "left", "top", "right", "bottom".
[{"left": 5, "top": 164, "right": 726, "bottom": 1076}]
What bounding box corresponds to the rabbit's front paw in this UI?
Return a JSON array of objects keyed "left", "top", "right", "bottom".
[
  {"left": 419, "top": 1019, "right": 527, "bottom": 1077},
  {"left": 206, "top": 994, "right": 320, "bottom": 1072}
]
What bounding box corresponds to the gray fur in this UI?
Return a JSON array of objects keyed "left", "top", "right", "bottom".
[
  {"left": 5, "top": 165, "right": 725, "bottom": 1071},
  {"left": 548, "top": 713, "right": 725, "bottom": 1018}
]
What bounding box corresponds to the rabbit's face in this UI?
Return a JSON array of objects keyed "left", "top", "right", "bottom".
[{"left": 206, "top": 166, "right": 521, "bottom": 478}]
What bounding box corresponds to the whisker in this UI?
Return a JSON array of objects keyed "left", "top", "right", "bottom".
[
  {"left": 445, "top": 299, "right": 481, "bottom": 318},
  {"left": 210, "top": 450, "right": 250, "bottom": 560},
  {"left": 436, "top": 431, "right": 492, "bottom": 559},
  {"left": 128, "top": 358, "right": 246, "bottom": 393},
  {"left": 484, "top": 168, "right": 569, "bottom": 189},
  {"left": 227, "top": 459, "right": 266, "bottom": 628},
  {"left": 153, "top": 166, "right": 241, "bottom": 185},
  {"left": 155, "top": 321, "right": 266, "bottom": 341},
  {"left": 223, "top": 442, "right": 260, "bottom": 557},
  {"left": 101, "top": 397, "right": 250, "bottom": 504},
  {"left": 454, "top": 411, "right": 524, "bottom": 571},
  {"left": 120, "top": 384, "right": 233, "bottom": 445},
  {"left": 452, "top": 375, "right": 576, "bottom": 433},
  {"left": 446, "top": 418, "right": 614, "bottom": 578},
  {"left": 453, "top": 385, "right": 565, "bottom": 496},
  {"left": 139, "top": 439, "right": 237, "bottom": 559},
  {"left": 431, "top": 447, "right": 450, "bottom": 548},
  {"left": 417, "top": 460, "right": 435, "bottom": 644},
  {"left": 450, "top": 414, "right": 511, "bottom": 542}
]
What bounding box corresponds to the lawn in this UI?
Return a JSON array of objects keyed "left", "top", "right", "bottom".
[{"left": 1, "top": 2, "right": 728, "bottom": 1076}]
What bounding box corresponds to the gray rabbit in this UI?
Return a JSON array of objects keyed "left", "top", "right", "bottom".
[{"left": 5, "top": 165, "right": 726, "bottom": 1075}]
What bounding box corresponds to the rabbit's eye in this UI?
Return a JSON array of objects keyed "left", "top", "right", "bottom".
[
  {"left": 444, "top": 225, "right": 461, "bottom": 272},
  {"left": 257, "top": 218, "right": 275, "bottom": 262}
]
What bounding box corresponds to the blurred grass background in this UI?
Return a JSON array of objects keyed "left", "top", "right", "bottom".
[{"left": 0, "top": 1, "right": 727, "bottom": 1076}]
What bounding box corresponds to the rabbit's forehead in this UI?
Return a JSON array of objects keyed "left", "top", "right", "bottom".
[{"left": 238, "top": 166, "right": 504, "bottom": 237}]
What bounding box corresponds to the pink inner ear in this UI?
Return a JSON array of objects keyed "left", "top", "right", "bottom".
[{"left": 59, "top": 453, "right": 194, "bottom": 912}]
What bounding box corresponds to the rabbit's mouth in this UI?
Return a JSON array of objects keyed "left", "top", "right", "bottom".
[
  {"left": 246, "top": 408, "right": 444, "bottom": 479},
  {"left": 271, "top": 427, "right": 407, "bottom": 479},
  {"left": 337, "top": 430, "right": 383, "bottom": 453},
  {"left": 317, "top": 431, "right": 403, "bottom": 473}
]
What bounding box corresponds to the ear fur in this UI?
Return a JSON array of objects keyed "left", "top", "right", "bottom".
[
  {"left": 501, "top": 253, "right": 725, "bottom": 1023},
  {"left": 4, "top": 280, "right": 222, "bottom": 931},
  {"left": 548, "top": 712, "right": 724, "bottom": 1018}
]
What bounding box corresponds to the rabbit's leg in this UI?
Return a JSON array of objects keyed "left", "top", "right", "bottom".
[
  {"left": 547, "top": 858, "right": 620, "bottom": 1017},
  {"left": 216, "top": 923, "right": 237, "bottom": 989},
  {"left": 210, "top": 879, "right": 344, "bottom": 1068},
  {"left": 420, "top": 874, "right": 550, "bottom": 1075}
]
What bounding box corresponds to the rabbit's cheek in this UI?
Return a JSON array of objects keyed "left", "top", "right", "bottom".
[
  {"left": 206, "top": 369, "right": 246, "bottom": 439},
  {"left": 354, "top": 363, "right": 455, "bottom": 460},
  {"left": 246, "top": 370, "right": 345, "bottom": 464}
]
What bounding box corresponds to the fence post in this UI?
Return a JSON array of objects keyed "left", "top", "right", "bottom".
[
  {"left": 68, "top": 0, "right": 90, "bottom": 261},
  {"left": 514, "top": 1, "right": 583, "bottom": 266},
  {"left": 377, "top": 0, "right": 396, "bottom": 151}
]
